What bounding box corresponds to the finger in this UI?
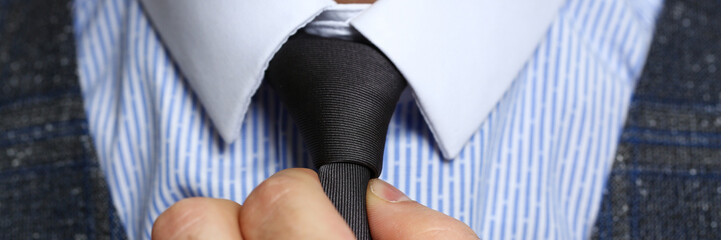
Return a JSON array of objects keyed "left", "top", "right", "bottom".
[
  {"left": 152, "top": 197, "right": 243, "bottom": 240},
  {"left": 239, "top": 168, "right": 355, "bottom": 240},
  {"left": 366, "top": 179, "right": 479, "bottom": 240}
]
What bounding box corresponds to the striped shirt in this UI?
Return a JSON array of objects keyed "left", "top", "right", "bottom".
[{"left": 73, "top": 0, "right": 662, "bottom": 239}]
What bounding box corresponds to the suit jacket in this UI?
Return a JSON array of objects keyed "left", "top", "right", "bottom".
[
  {"left": 1, "top": 0, "right": 719, "bottom": 239},
  {"left": 0, "top": 0, "right": 126, "bottom": 239}
]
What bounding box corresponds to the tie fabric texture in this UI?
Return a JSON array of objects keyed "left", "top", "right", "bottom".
[
  {"left": 592, "top": 0, "right": 721, "bottom": 238},
  {"left": 265, "top": 33, "right": 407, "bottom": 239},
  {"left": 0, "top": 0, "right": 127, "bottom": 239}
]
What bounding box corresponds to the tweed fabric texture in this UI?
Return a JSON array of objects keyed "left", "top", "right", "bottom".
[
  {"left": 592, "top": 0, "right": 721, "bottom": 239},
  {"left": 0, "top": 0, "right": 127, "bottom": 239}
]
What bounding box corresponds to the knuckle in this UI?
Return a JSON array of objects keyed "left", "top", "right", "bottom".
[
  {"left": 411, "top": 226, "right": 477, "bottom": 240},
  {"left": 404, "top": 215, "right": 478, "bottom": 240},
  {"left": 412, "top": 227, "right": 453, "bottom": 239},
  {"left": 244, "top": 169, "right": 319, "bottom": 210},
  {"left": 171, "top": 197, "right": 212, "bottom": 211},
  {"left": 152, "top": 198, "right": 212, "bottom": 239},
  {"left": 258, "top": 169, "right": 317, "bottom": 195},
  {"left": 277, "top": 168, "right": 319, "bottom": 181},
  {"left": 253, "top": 176, "right": 297, "bottom": 201}
]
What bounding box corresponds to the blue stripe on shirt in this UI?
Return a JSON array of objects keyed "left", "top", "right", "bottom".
[{"left": 74, "top": 0, "right": 662, "bottom": 239}]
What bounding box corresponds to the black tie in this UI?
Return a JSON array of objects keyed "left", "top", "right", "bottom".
[{"left": 265, "top": 33, "right": 406, "bottom": 239}]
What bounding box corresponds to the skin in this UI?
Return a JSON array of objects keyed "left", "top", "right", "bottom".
[
  {"left": 155, "top": 1, "right": 476, "bottom": 239},
  {"left": 335, "top": 0, "right": 377, "bottom": 3},
  {"left": 152, "top": 168, "right": 478, "bottom": 240}
]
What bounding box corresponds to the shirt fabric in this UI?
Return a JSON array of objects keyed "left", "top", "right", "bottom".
[
  {"left": 138, "top": 0, "right": 565, "bottom": 159},
  {"left": 73, "top": 0, "right": 662, "bottom": 239},
  {"left": 303, "top": 4, "right": 370, "bottom": 41}
]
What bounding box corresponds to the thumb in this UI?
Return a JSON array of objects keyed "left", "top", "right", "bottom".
[{"left": 366, "top": 179, "right": 479, "bottom": 240}]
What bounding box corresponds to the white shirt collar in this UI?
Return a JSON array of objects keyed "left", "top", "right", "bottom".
[{"left": 139, "top": 0, "right": 564, "bottom": 159}]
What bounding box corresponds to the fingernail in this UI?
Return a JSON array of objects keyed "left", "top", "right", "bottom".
[{"left": 369, "top": 179, "right": 411, "bottom": 202}]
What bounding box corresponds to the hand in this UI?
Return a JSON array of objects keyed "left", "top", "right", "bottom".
[
  {"left": 335, "top": 0, "right": 377, "bottom": 3},
  {"left": 152, "top": 168, "right": 478, "bottom": 240}
]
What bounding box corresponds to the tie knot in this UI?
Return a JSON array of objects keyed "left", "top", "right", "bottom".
[{"left": 266, "top": 33, "right": 406, "bottom": 178}]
